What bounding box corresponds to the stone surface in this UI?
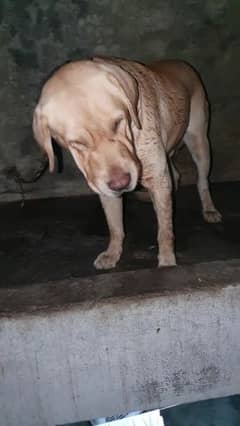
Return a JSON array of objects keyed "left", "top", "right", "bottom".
[
  {"left": 0, "top": 259, "right": 240, "bottom": 426},
  {"left": 0, "top": 0, "right": 240, "bottom": 200}
]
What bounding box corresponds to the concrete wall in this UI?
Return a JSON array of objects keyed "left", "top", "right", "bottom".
[
  {"left": 1, "top": 0, "right": 240, "bottom": 201},
  {"left": 1, "top": 259, "right": 240, "bottom": 426}
]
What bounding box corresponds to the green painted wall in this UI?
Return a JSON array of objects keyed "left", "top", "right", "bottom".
[
  {"left": 162, "top": 395, "right": 240, "bottom": 426},
  {"left": 60, "top": 395, "right": 240, "bottom": 425},
  {"left": 1, "top": 0, "right": 240, "bottom": 200},
  {"left": 61, "top": 395, "right": 240, "bottom": 425}
]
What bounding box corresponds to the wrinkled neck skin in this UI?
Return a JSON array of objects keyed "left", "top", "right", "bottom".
[
  {"left": 116, "top": 60, "right": 166, "bottom": 187},
  {"left": 115, "top": 58, "right": 188, "bottom": 189}
]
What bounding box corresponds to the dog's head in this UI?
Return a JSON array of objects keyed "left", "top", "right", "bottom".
[{"left": 33, "top": 58, "right": 142, "bottom": 196}]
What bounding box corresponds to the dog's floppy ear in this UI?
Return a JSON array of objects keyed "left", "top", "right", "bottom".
[
  {"left": 32, "top": 107, "right": 55, "bottom": 172},
  {"left": 93, "top": 57, "right": 141, "bottom": 130}
]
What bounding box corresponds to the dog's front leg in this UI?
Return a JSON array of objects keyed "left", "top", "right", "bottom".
[
  {"left": 149, "top": 174, "right": 176, "bottom": 267},
  {"left": 143, "top": 161, "right": 176, "bottom": 267},
  {"left": 94, "top": 194, "right": 124, "bottom": 270}
]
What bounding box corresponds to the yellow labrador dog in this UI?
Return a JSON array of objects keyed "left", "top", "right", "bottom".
[{"left": 33, "top": 56, "right": 221, "bottom": 269}]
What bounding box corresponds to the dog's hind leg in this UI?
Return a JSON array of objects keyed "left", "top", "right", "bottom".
[
  {"left": 184, "top": 90, "right": 222, "bottom": 223},
  {"left": 169, "top": 157, "right": 180, "bottom": 192}
]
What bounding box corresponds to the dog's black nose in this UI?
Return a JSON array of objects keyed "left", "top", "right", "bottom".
[{"left": 108, "top": 172, "right": 131, "bottom": 191}]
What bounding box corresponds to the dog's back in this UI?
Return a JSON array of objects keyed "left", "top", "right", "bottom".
[{"left": 149, "top": 60, "right": 204, "bottom": 97}]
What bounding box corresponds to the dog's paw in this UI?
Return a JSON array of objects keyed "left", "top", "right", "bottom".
[
  {"left": 94, "top": 251, "right": 120, "bottom": 270},
  {"left": 203, "top": 209, "right": 222, "bottom": 223},
  {"left": 158, "top": 252, "right": 177, "bottom": 268}
]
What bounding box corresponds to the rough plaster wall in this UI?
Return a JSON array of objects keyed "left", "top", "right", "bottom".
[{"left": 1, "top": 0, "right": 240, "bottom": 201}]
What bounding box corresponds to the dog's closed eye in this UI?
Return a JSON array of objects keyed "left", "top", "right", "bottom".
[
  {"left": 111, "top": 116, "right": 124, "bottom": 133},
  {"left": 70, "top": 140, "right": 88, "bottom": 151}
]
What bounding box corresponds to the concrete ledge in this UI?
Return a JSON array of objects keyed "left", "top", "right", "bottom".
[{"left": 1, "top": 259, "right": 240, "bottom": 426}]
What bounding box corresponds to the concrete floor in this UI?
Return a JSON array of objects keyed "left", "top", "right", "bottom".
[{"left": 1, "top": 182, "right": 240, "bottom": 288}]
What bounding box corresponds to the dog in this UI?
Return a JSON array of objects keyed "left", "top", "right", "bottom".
[{"left": 32, "top": 56, "right": 221, "bottom": 269}]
